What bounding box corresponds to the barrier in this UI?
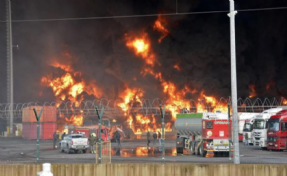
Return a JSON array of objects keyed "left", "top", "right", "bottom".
[
  {"left": 95, "top": 142, "right": 111, "bottom": 164},
  {"left": 0, "top": 164, "right": 286, "bottom": 176}
]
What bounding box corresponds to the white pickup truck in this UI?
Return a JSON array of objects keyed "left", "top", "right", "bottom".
[{"left": 59, "top": 134, "right": 89, "bottom": 154}]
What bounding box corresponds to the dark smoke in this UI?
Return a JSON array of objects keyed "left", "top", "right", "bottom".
[{"left": 1, "top": 0, "right": 287, "bottom": 104}]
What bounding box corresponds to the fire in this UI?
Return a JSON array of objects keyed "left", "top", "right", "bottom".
[
  {"left": 117, "top": 88, "right": 144, "bottom": 115},
  {"left": 283, "top": 99, "right": 287, "bottom": 105},
  {"left": 249, "top": 84, "right": 257, "bottom": 98},
  {"left": 65, "top": 114, "right": 83, "bottom": 126},
  {"left": 173, "top": 64, "right": 180, "bottom": 71},
  {"left": 125, "top": 33, "right": 156, "bottom": 66},
  {"left": 153, "top": 16, "right": 169, "bottom": 43},
  {"left": 41, "top": 52, "right": 103, "bottom": 128}
]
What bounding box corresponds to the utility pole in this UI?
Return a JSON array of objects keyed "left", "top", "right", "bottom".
[
  {"left": 33, "top": 108, "right": 43, "bottom": 164},
  {"left": 159, "top": 104, "right": 166, "bottom": 161},
  {"left": 6, "top": 0, "right": 14, "bottom": 135},
  {"left": 95, "top": 106, "right": 104, "bottom": 164},
  {"left": 228, "top": 0, "right": 240, "bottom": 164}
]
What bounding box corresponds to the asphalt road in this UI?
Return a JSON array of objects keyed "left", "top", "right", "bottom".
[{"left": 0, "top": 137, "right": 287, "bottom": 164}]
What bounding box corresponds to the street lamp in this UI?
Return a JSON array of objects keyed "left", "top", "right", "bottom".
[{"left": 228, "top": 0, "right": 240, "bottom": 164}]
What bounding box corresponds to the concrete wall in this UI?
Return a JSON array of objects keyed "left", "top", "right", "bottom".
[{"left": 0, "top": 163, "right": 287, "bottom": 176}]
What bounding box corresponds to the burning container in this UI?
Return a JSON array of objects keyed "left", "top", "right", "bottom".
[{"left": 22, "top": 106, "right": 57, "bottom": 123}]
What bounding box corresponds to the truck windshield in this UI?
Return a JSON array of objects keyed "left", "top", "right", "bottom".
[
  {"left": 253, "top": 120, "right": 265, "bottom": 129},
  {"left": 243, "top": 122, "right": 252, "bottom": 132},
  {"left": 267, "top": 120, "right": 279, "bottom": 131}
]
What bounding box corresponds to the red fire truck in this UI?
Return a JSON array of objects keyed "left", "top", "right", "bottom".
[
  {"left": 175, "top": 112, "right": 233, "bottom": 157},
  {"left": 75, "top": 126, "right": 110, "bottom": 142},
  {"left": 267, "top": 110, "right": 287, "bottom": 151}
]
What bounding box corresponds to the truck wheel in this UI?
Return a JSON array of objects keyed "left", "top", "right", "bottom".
[
  {"left": 190, "top": 142, "right": 195, "bottom": 155},
  {"left": 83, "top": 150, "right": 86, "bottom": 153},
  {"left": 194, "top": 142, "right": 199, "bottom": 155},
  {"left": 176, "top": 148, "right": 182, "bottom": 154},
  {"left": 199, "top": 143, "right": 206, "bottom": 157}
]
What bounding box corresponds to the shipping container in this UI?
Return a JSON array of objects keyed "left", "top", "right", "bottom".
[
  {"left": 22, "top": 123, "right": 43, "bottom": 140},
  {"left": 42, "top": 106, "right": 57, "bottom": 122},
  {"left": 42, "top": 123, "right": 57, "bottom": 140},
  {"left": 22, "top": 106, "right": 57, "bottom": 123}
]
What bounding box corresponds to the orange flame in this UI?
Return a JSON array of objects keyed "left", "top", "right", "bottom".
[
  {"left": 153, "top": 16, "right": 169, "bottom": 43},
  {"left": 173, "top": 64, "right": 181, "bottom": 71},
  {"left": 41, "top": 52, "right": 103, "bottom": 128},
  {"left": 249, "top": 84, "right": 257, "bottom": 98},
  {"left": 125, "top": 33, "right": 156, "bottom": 66}
]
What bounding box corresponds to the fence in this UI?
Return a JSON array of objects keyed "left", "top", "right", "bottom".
[
  {"left": 0, "top": 163, "right": 287, "bottom": 176},
  {"left": 95, "top": 142, "right": 112, "bottom": 164}
]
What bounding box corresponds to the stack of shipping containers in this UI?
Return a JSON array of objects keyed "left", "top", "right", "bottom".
[{"left": 22, "top": 106, "right": 57, "bottom": 140}]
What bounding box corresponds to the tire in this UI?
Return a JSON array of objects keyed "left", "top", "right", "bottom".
[
  {"left": 261, "top": 147, "right": 267, "bottom": 150},
  {"left": 190, "top": 142, "right": 195, "bottom": 155},
  {"left": 176, "top": 148, "right": 183, "bottom": 154},
  {"left": 59, "top": 144, "right": 64, "bottom": 153},
  {"left": 194, "top": 142, "right": 199, "bottom": 155},
  {"left": 83, "top": 150, "right": 86, "bottom": 153},
  {"left": 199, "top": 143, "right": 206, "bottom": 157}
]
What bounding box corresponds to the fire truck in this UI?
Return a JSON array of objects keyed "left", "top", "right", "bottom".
[
  {"left": 267, "top": 110, "right": 287, "bottom": 151},
  {"left": 175, "top": 112, "right": 233, "bottom": 157},
  {"left": 252, "top": 108, "right": 283, "bottom": 149}
]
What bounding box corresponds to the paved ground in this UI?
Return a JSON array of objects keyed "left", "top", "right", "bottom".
[{"left": 0, "top": 137, "right": 287, "bottom": 164}]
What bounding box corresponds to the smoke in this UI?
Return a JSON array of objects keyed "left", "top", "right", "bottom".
[{"left": 0, "top": 0, "right": 287, "bottom": 104}]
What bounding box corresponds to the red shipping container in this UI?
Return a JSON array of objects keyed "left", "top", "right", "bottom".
[
  {"left": 22, "top": 123, "right": 43, "bottom": 140},
  {"left": 42, "top": 123, "right": 57, "bottom": 140},
  {"left": 42, "top": 106, "right": 57, "bottom": 122},
  {"left": 22, "top": 106, "right": 57, "bottom": 123}
]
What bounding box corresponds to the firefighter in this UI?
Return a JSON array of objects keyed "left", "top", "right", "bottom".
[
  {"left": 115, "top": 131, "right": 121, "bottom": 147},
  {"left": 53, "top": 132, "right": 58, "bottom": 149},
  {"left": 89, "top": 133, "right": 96, "bottom": 153},
  {"left": 158, "top": 131, "right": 162, "bottom": 146},
  {"left": 245, "top": 133, "right": 249, "bottom": 146},
  {"left": 153, "top": 132, "right": 157, "bottom": 145},
  {"left": 61, "top": 132, "right": 66, "bottom": 140},
  {"left": 147, "top": 131, "right": 151, "bottom": 147}
]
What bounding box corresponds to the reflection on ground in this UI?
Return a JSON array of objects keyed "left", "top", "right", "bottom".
[{"left": 111, "top": 146, "right": 177, "bottom": 157}]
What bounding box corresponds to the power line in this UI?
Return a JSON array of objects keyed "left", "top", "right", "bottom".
[{"left": 0, "top": 6, "right": 287, "bottom": 23}]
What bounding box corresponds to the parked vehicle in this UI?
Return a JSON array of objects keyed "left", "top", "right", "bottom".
[
  {"left": 242, "top": 117, "right": 256, "bottom": 145},
  {"left": 267, "top": 110, "right": 287, "bottom": 151},
  {"left": 59, "top": 134, "right": 89, "bottom": 154},
  {"left": 175, "top": 112, "right": 233, "bottom": 157},
  {"left": 252, "top": 108, "right": 283, "bottom": 149},
  {"left": 238, "top": 113, "right": 259, "bottom": 142}
]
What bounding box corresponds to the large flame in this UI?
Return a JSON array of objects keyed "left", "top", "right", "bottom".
[
  {"left": 125, "top": 33, "right": 156, "bottom": 66},
  {"left": 41, "top": 52, "right": 103, "bottom": 127}
]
